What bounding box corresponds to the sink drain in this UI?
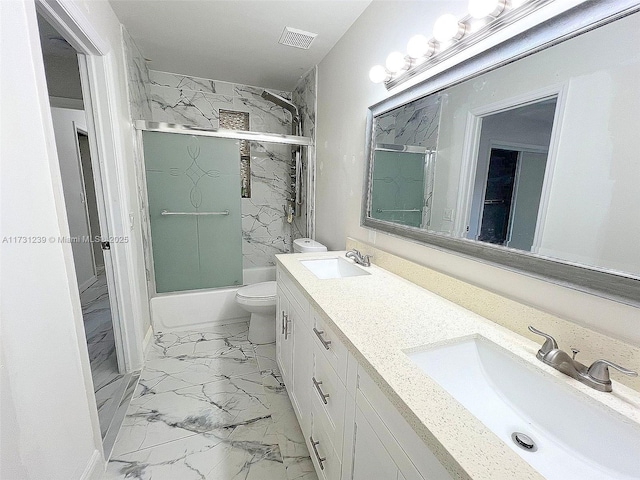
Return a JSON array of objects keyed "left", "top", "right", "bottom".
[{"left": 511, "top": 432, "right": 537, "bottom": 452}]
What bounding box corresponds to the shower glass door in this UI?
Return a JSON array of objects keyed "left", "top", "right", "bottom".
[{"left": 143, "top": 131, "right": 243, "bottom": 293}]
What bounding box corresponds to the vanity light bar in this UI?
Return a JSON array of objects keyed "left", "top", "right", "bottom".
[{"left": 370, "top": 0, "right": 555, "bottom": 90}]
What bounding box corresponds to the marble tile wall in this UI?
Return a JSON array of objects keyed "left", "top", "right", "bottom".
[
  {"left": 121, "top": 28, "right": 155, "bottom": 294},
  {"left": 122, "top": 29, "right": 318, "bottom": 273},
  {"left": 122, "top": 28, "right": 152, "bottom": 120},
  {"left": 148, "top": 70, "right": 298, "bottom": 269},
  {"left": 292, "top": 67, "right": 317, "bottom": 240},
  {"left": 375, "top": 93, "right": 442, "bottom": 149}
]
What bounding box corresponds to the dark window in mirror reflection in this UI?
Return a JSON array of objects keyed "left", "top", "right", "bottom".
[{"left": 479, "top": 149, "right": 519, "bottom": 245}]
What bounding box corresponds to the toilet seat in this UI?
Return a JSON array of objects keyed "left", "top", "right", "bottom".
[{"left": 236, "top": 281, "right": 277, "bottom": 307}]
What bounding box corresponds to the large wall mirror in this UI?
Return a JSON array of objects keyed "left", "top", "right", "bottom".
[{"left": 363, "top": 2, "right": 640, "bottom": 305}]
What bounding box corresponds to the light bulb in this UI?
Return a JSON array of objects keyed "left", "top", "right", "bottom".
[
  {"left": 385, "top": 51, "right": 409, "bottom": 73},
  {"left": 468, "top": 0, "right": 505, "bottom": 19},
  {"left": 433, "top": 14, "right": 465, "bottom": 43},
  {"left": 407, "top": 35, "right": 435, "bottom": 59},
  {"left": 369, "top": 65, "right": 389, "bottom": 83}
]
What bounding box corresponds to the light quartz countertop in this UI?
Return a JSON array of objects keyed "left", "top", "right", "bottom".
[{"left": 276, "top": 251, "right": 640, "bottom": 480}]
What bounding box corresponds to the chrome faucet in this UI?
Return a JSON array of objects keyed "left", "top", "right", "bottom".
[
  {"left": 345, "top": 249, "right": 372, "bottom": 267},
  {"left": 528, "top": 326, "right": 637, "bottom": 392}
]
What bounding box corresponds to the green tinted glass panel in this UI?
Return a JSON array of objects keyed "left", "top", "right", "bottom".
[
  {"left": 143, "top": 132, "right": 243, "bottom": 293},
  {"left": 371, "top": 150, "right": 425, "bottom": 228}
]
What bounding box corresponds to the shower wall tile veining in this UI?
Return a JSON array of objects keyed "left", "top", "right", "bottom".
[
  {"left": 291, "top": 66, "right": 317, "bottom": 241},
  {"left": 148, "top": 70, "right": 298, "bottom": 269},
  {"left": 122, "top": 27, "right": 152, "bottom": 121},
  {"left": 122, "top": 27, "right": 155, "bottom": 301},
  {"left": 374, "top": 94, "right": 441, "bottom": 149}
]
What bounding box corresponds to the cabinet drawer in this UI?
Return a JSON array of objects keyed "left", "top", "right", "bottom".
[
  {"left": 311, "top": 307, "right": 348, "bottom": 383},
  {"left": 309, "top": 407, "right": 342, "bottom": 480},
  {"left": 311, "top": 344, "right": 346, "bottom": 453},
  {"left": 277, "top": 267, "right": 309, "bottom": 321}
]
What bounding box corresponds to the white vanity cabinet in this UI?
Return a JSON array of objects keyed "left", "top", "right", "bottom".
[
  {"left": 276, "top": 269, "right": 312, "bottom": 427},
  {"left": 350, "top": 404, "right": 407, "bottom": 480},
  {"left": 276, "top": 266, "right": 452, "bottom": 480},
  {"left": 345, "top": 367, "right": 454, "bottom": 480}
]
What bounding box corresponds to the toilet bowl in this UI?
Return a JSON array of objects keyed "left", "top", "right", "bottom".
[{"left": 236, "top": 281, "right": 277, "bottom": 344}]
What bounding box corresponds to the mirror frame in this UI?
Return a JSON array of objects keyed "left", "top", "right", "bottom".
[{"left": 362, "top": 0, "right": 640, "bottom": 306}]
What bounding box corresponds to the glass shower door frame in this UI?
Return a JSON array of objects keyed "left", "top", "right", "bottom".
[{"left": 135, "top": 121, "right": 313, "bottom": 296}]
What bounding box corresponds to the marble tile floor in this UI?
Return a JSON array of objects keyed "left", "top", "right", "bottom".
[
  {"left": 81, "top": 268, "right": 133, "bottom": 455},
  {"left": 104, "top": 322, "right": 318, "bottom": 480}
]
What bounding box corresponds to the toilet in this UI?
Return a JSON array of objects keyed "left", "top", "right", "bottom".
[
  {"left": 293, "top": 237, "right": 327, "bottom": 254},
  {"left": 236, "top": 238, "right": 327, "bottom": 344}
]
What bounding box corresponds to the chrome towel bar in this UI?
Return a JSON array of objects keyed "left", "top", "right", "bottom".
[
  {"left": 161, "top": 210, "right": 229, "bottom": 216},
  {"left": 376, "top": 208, "right": 421, "bottom": 213}
]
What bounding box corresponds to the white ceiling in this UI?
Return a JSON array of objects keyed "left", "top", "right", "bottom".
[{"left": 109, "top": 0, "right": 372, "bottom": 91}]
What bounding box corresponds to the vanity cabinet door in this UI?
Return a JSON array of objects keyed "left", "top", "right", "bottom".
[
  {"left": 351, "top": 405, "right": 401, "bottom": 480},
  {"left": 290, "top": 299, "right": 313, "bottom": 435},
  {"left": 276, "top": 285, "right": 293, "bottom": 385}
]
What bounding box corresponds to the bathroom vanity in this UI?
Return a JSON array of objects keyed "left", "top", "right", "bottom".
[{"left": 275, "top": 251, "right": 640, "bottom": 480}]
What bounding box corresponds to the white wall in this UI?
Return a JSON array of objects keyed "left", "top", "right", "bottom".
[
  {"left": 51, "top": 107, "right": 96, "bottom": 289},
  {"left": 316, "top": 1, "right": 640, "bottom": 344},
  {"left": 1, "top": 0, "right": 154, "bottom": 477},
  {"left": 1, "top": 1, "right": 103, "bottom": 477}
]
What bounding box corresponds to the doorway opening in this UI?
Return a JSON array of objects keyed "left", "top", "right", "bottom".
[
  {"left": 37, "top": 12, "right": 130, "bottom": 456},
  {"left": 477, "top": 146, "right": 549, "bottom": 250},
  {"left": 466, "top": 97, "right": 558, "bottom": 252}
]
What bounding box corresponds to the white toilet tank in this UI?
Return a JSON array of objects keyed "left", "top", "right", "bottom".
[{"left": 293, "top": 238, "right": 327, "bottom": 253}]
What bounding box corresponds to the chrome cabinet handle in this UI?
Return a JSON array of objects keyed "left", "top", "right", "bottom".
[
  {"left": 281, "top": 310, "right": 286, "bottom": 335},
  {"left": 313, "top": 327, "right": 331, "bottom": 350},
  {"left": 284, "top": 313, "right": 290, "bottom": 340},
  {"left": 312, "top": 376, "right": 330, "bottom": 404},
  {"left": 309, "top": 436, "right": 326, "bottom": 470}
]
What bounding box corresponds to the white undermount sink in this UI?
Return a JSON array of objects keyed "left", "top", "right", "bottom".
[
  {"left": 300, "top": 257, "right": 371, "bottom": 279},
  {"left": 407, "top": 336, "right": 640, "bottom": 480}
]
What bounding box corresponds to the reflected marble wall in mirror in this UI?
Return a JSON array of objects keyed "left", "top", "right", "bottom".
[{"left": 363, "top": 6, "right": 640, "bottom": 303}]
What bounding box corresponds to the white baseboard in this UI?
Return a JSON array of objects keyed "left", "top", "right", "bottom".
[
  {"left": 80, "top": 449, "right": 104, "bottom": 480},
  {"left": 142, "top": 325, "right": 153, "bottom": 358}
]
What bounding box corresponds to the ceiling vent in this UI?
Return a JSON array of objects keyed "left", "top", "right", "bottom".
[{"left": 278, "top": 27, "right": 317, "bottom": 50}]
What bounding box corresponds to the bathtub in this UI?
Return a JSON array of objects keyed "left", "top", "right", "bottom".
[{"left": 150, "top": 266, "right": 276, "bottom": 333}]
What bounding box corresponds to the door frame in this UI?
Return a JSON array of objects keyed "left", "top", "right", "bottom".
[
  {"left": 36, "top": 0, "right": 144, "bottom": 407},
  {"left": 73, "top": 126, "right": 105, "bottom": 278},
  {"left": 73, "top": 123, "right": 99, "bottom": 285},
  {"left": 456, "top": 83, "right": 567, "bottom": 242}
]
